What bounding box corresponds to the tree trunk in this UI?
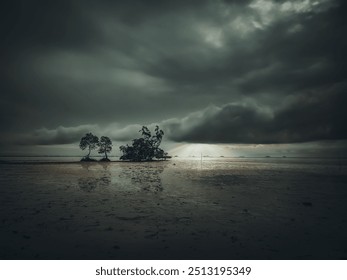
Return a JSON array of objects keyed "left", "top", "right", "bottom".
[
  {"left": 105, "top": 150, "right": 108, "bottom": 159},
  {"left": 87, "top": 147, "right": 91, "bottom": 158}
]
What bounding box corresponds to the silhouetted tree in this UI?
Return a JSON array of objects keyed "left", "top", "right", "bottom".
[
  {"left": 98, "top": 136, "right": 112, "bottom": 160},
  {"left": 79, "top": 132, "right": 99, "bottom": 159},
  {"left": 119, "top": 125, "right": 167, "bottom": 161}
]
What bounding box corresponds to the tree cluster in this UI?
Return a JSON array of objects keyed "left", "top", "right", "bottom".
[
  {"left": 120, "top": 126, "right": 168, "bottom": 161},
  {"left": 79, "top": 125, "right": 169, "bottom": 162},
  {"left": 79, "top": 133, "right": 112, "bottom": 161}
]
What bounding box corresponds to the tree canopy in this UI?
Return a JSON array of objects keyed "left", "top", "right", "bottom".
[
  {"left": 98, "top": 136, "right": 112, "bottom": 161},
  {"left": 79, "top": 132, "right": 99, "bottom": 159},
  {"left": 119, "top": 125, "right": 168, "bottom": 161}
]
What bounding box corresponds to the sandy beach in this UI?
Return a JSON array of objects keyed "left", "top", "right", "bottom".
[{"left": 0, "top": 158, "right": 346, "bottom": 259}]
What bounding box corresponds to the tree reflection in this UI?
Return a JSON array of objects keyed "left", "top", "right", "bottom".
[
  {"left": 78, "top": 163, "right": 111, "bottom": 192},
  {"left": 119, "top": 162, "right": 167, "bottom": 192}
]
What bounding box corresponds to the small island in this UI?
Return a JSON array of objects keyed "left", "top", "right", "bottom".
[{"left": 79, "top": 125, "right": 170, "bottom": 162}]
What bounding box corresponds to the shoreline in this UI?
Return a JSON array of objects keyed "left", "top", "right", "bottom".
[
  {"left": 0, "top": 160, "right": 169, "bottom": 165},
  {"left": 0, "top": 157, "right": 346, "bottom": 165}
]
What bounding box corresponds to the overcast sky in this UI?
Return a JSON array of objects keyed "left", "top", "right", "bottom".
[{"left": 1, "top": 0, "right": 346, "bottom": 156}]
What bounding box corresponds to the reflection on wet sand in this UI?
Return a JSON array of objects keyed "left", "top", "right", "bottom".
[
  {"left": 118, "top": 162, "right": 167, "bottom": 192},
  {"left": 2, "top": 159, "right": 346, "bottom": 259},
  {"left": 77, "top": 161, "right": 168, "bottom": 193},
  {"left": 78, "top": 163, "right": 111, "bottom": 192}
]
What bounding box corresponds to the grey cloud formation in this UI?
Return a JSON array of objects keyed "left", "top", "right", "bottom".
[
  {"left": 2, "top": 123, "right": 141, "bottom": 146},
  {"left": 8, "top": 79, "right": 346, "bottom": 147},
  {"left": 1, "top": 122, "right": 148, "bottom": 147},
  {"left": 0, "top": 124, "right": 97, "bottom": 147},
  {"left": 18, "top": 125, "right": 99, "bottom": 145},
  {"left": 164, "top": 83, "right": 347, "bottom": 143},
  {"left": 1, "top": 0, "right": 346, "bottom": 154}
]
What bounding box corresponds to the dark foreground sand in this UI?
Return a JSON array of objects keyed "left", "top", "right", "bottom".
[{"left": 0, "top": 158, "right": 346, "bottom": 259}]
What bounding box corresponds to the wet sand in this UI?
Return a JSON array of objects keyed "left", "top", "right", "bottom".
[{"left": 0, "top": 158, "right": 346, "bottom": 259}]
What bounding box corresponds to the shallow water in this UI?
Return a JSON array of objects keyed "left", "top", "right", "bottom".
[{"left": 0, "top": 158, "right": 346, "bottom": 259}]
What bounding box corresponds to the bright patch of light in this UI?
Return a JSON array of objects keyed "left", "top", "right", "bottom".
[{"left": 168, "top": 143, "right": 232, "bottom": 158}]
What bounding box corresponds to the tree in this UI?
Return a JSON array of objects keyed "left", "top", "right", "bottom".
[
  {"left": 98, "top": 136, "right": 112, "bottom": 160},
  {"left": 79, "top": 132, "right": 99, "bottom": 159},
  {"left": 119, "top": 125, "right": 167, "bottom": 161}
]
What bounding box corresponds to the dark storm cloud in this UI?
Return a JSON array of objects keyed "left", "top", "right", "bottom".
[
  {"left": 0, "top": 0, "right": 346, "bottom": 149},
  {"left": 8, "top": 79, "right": 346, "bottom": 147},
  {"left": 18, "top": 125, "right": 99, "bottom": 145},
  {"left": 1, "top": 123, "right": 143, "bottom": 146},
  {"left": 164, "top": 81, "right": 347, "bottom": 143}
]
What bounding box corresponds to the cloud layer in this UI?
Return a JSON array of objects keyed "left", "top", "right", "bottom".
[
  {"left": 5, "top": 82, "right": 346, "bottom": 147},
  {"left": 1, "top": 0, "right": 346, "bottom": 152}
]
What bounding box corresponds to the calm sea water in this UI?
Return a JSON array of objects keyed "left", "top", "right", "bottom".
[
  {"left": 0, "top": 156, "right": 346, "bottom": 169},
  {"left": 0, "top": 156, "right": 119, "bottom": 162}
]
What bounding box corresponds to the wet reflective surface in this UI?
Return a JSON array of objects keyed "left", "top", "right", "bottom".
[{"left": 0, "top": 158, "right": 346, "bottom": 259}]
